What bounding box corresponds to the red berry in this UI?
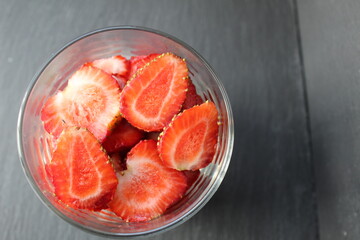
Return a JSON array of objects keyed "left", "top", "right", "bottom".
[
  {"left": 41, "top": 65, "right": 121, "bottom": 142},
  {"left": 49, "top": 127, "right": 118, "bottom": 210},
  {"left": 128, "top": 54, "right": 160, "bottom": 78},
  {"left": 120, "top": 53, "right": 189, "bottom": 131},
  {"left": 158, "top": 101, "right": 219, "bottom": 170},
  {"left": 102, "top": 119, "right": 145, "bottom": 154},
  {"left": 109, "top": 140, "right": 187, "bottom": 222},
  {"left": 91, "top": 55, "right": 129, "bottom": 78},
  {"left": 182, "top": 79, "right": 203, "bottom": 110}
]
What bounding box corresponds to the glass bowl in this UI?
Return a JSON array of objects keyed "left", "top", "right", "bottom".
[{"left": 17, "top": 26, "right": 234, "bottom": 238}]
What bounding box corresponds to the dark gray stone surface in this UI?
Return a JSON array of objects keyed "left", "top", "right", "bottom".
[
  {"left": 0, "top": 0, "right": 317, "bottom": 239},
  {"left": 298, "top": 0, "right": 360, "bottom": 239}
]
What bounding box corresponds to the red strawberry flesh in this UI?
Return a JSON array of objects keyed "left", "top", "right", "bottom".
[
  {"left": 91, "top": 55, "right": 129, "bottom": 78},
  {"left": 41, "top": 65, "right": 121, "bottom": 142},
  {"left": 120, "top": 53, "right": 189, "bottom": 131},
  {"left": 128, "top": 54, "right": 160, "bottom": 78},
  {"left": 49, "top": 127, "right": 118, "bottom": 210},
  {"left": 182, "top": 79, "right": 203, "bottom": 110},
  {"left": 109, "top": 140, "right": 187, "bottom": 222},
  {"left": 158, "top": 101, "right": 219, "bottom": 171},
  {"left": 102, "top": 119, "right": 145, "bottom": 153}
]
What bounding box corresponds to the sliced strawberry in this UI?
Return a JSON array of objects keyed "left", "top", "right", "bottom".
[
  {"left": 182, "top": 79, "right": 203, "bottom": 110},
  {"left": 109, "top": 140, "right": 187, "bottom": 222},
  {"left": 49, "top": 127, "right": 118, "bottom": 210},
  {"left": 102, "top": 119, "right": 145, "bottom": 153},
  {"left": 120, "top": 53, "right": 189, "bottom": 132},
  {"left": 90, "top": 55, "right": 129, "bottom": 78},
  {"left": 158, "top": 101, "right": 219, "bottom": 171},
  {"left": 128, "top": 54, "right": 160, "bottom": 78},
  {"left": 41, "top": 65, "right": 121, "bottom": 142},
  {"left": 183, "top": 170, "right": 200, "bottom": 188},
  {"left": 41, "top": 95, "right": 70, "bottom": 138}
]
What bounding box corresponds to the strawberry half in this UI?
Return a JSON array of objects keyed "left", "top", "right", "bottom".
[
  {"left": 90, "top": 55, "right": 129, "bottom": 78},
  {"left": 109, "top": 140, "right": 187, "bottom": 222},
  {"left": 102, "top": 119, "right": 145, "bottom": 154},
  {"left": 41, "top": 65, "right": 121, "bottom": 142},
  {"left": 158, "top": 101, "right": 219, "bottom": 171},
  {"left": 128, "top": 54, "right": 160, "bottom": 78},
  {"left": 49, "top": 127, "right": 118, "bottom": 210},
  {"left": 120, "top": 53, "right": 189, "bottom": 132},
  {"left": 182, "top": 79, "right": 203, "bottom": 110}
]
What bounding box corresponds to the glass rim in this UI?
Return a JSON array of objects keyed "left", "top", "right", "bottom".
[{"left": 17, "top": 25, "right": 234, "bottom": 238}]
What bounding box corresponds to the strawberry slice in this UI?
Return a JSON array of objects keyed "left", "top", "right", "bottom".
[
  {"left": 49, "top": 127, "right": 118, "bottom": 210},
  {"left": 102, "top": 119, "right": 145, "bottom": 153},
  {"left": 109, "top": 140, "right": 187, "bottom": 222},
  {"left": 120, "top": 53, "right": 189, "bottom": 132},
  {"left": 41, "top": 65, "right": 121, "bottom": 142},
  {"left": 128, "top": 54, "right": 160, "bottom": 78},
  {"left": 182, "top": 79, "right": 203, "bottom": 110},
  {"left": 158, "top": 101, "right": 219, "bottom": 171},
  {"left": 90, "top": 55, "right": 129, "bottom": 78}
]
